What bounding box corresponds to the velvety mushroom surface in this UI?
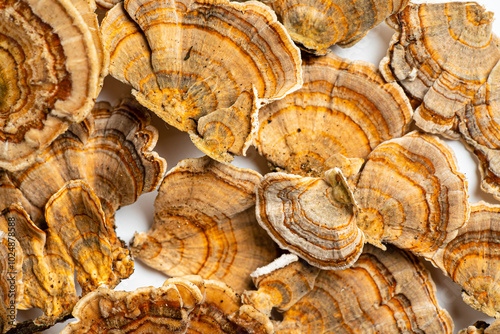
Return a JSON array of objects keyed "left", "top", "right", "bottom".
[
  {"left": 255, "top": 168, "right": 365, "bottom": 270},
  {"left": 380, "top": 2, "right": 500, "bottom": 200},
  {"left": 260, "top": 0, "right": 410, "bottom": 54},
  {"left": 433, "top": 202, "right": 500, "bottom": 319},
  {"left": 256, "top": 53, "right": 412, "bottom": 178},
  {"left": 244, "top": 245, "right": 453, "bottom": 333},
  {"left": 0, "top": 0, "right": 100, "bottom": 171},
  {"left": 354, "top": 131, "right": 470, "bottom": 259},
  {"left": 101, "top": 0, "right": 302, "bottom": 163},
  {"left": 62, "top": 276, "right": 273, "bottom": 334},
  {"left": 131, "top": 156, "right": 278, "bottom": 292}
]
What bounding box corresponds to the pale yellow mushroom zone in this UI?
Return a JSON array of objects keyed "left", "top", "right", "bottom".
[{"left": 1, "top": 0, "right": 500, "bottom": 333}]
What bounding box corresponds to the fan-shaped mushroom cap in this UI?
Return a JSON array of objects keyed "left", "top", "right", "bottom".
[
  {"left": 131, "top": 156, "right": 278, "bottom": 292},
  {"left": 0, "top": 230, "right": 23, "bottom": 333},
  {"left": 3, "top": 99, "right": 166, "bottom": 224},
  {"left": 256, "top": 168, "right": 364, "bottom": 270},
  {"left": 0, "top": 204, "right": 78, "bottom": 326},
  {"left": 62, "top": 276, "right": 273, "bottom": 334},
  {"left": 433, "top": 202, "right": 500, "bottom": 318},
  {"left": 0, "top": 0, "right": 100, "bottom": 171},
  {"left": 380, "top": 2, "right": 500, "bottom": 139},
  {"left": 101, "top": 0, "right": 302, "bottom": 162},
  {"left": 242, "top": 253, "right": 320, "bottom": 316},
  {"left": 275, "top": 245, "right": 453, "bottom": 333},
  {"left": 256, "top": 53, "right": 412, "bottom": 178},
  {"left": 261, "top": 0, "right": 409, "bottom": 54},
  {"left": 45, "top": 180, "right": 125, "bottom": 293},
  {"left": 354, "top": 131, "right": 470, "bottom": 259}
]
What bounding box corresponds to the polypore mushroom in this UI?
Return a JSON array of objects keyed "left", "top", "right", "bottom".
[
  {"left": 101, "top": 0, "right": 302, "bottom": 163},
  {"left": 354, "top": 131, "right": 470, "bottom": 259},
  {"left": 131, "top": 156, "right": 278, "bottom": 292},
  {"left": 62, "top": 276, "right": 273, "bottom": 333},
  {"left": 0, "top": 0, "right": 100, "bottom": 171},
  {"left": 255, "top": 168, "right": 365, "bottom": 270},
  {"left": 259, "top": 0, "right": 410, "bottom": 54},
  {"left": 255, "top": 53, "right": 412, "bottom": 178}
]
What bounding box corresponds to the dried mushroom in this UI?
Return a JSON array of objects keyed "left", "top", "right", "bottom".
[
  {"left": 272, "top": 245, "right": 453, "bottom": 333},
  {"left": 354, "top": 131, "right": 470, "bottom": 259},
  {"left": 0, "top": 230, "right": 23, "bottom": 333},
  {"left": 259, "top": 0, "right": 409, "bottom": 54},
  {"left": 242, "top": 253, "right": 320, "bottom": 316},
  {"left": 62, "top": 275, "right": 273, "bottom": 333},
  {"left": 131, "top": 156, "right": 278, "bottom": 292},
  {"left": 459, "top": 320, "right": 500, "bottom": 334},
  {"left": 256, "top": 168, "right": 364, "bottom": 270},
  {"left": 96, "top": 0, "right": 121, "bottom": 9},
  {"left": 2, "top": 99, "right": 166, "bottom": 224},
  {"left": 101, "top": 0, "right": 302, "bottom": 162},
  {"left": 0, "top": 204, "right": 77, "bottom": 327},
  {"left": 433, "top": 202, "right": 500, "bottom": 318},
  {"left": 256, "top": 53, "right": 412, "bottom": 178},
  {"left": 0, "top": 0, "right": 100, "bottom": 171},
  {"left": 380, "top": 2, "right": 500, "bottom": 199}
]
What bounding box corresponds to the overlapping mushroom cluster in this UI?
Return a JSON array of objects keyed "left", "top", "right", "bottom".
[{"left": 2, "top": 0, "right": 500, "bottom": 333}]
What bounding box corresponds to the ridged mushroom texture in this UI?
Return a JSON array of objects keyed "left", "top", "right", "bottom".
[
  {"left": 433, "top": 202, "right": 500, "bottom": 319},
  {"left": 255, "top": 168, "right": 365, "bottom": 270},
  {"left": 243, "top": 245, "right": 453, "bottom": 333},
  {"left": 259, "top": 0, "right": 410, "bottom": 54},
  {"left": 0, "top": 0, "right": 100, "bottom": 171},
  {"left": 380, "top": 2, "right": 500, "bottom": 200},
  {"left": 100, "top": 0, "right": 302, "bottom": 163},
  {"left": 62, "top": 275, "right": 273, "bottom": 334},
  {"left": 255, "top": 53, "right": 412, "bottom": 178},
  {"left": 131, "top": 156, "right": 278, "bottom": 292},
  {"left": 354, "top": 131, "right": 470, "bottom": 259}
]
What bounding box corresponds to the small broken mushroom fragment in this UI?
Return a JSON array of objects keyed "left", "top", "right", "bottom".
[
  {"left": 0, "top": 231, "right": 23, "bottom": 333},
  {"left": 458, "top": 320, "right": 500, "bottom": 334},
  {"left": 380, "top": 2, "right": 500, "bottom": 199},
  {"left": 354, "top": 131, "right": 470, "bottom": 259},
  {"left": 273, "top": 245, "right": 453, "bottom": 333},
  {"left": 256, "top": 168, "right": 365, "bottom": 270},
  {"left": 433, "top": 202, "right": 500, "bottom": 319},
  {"left": 256, "top": 53, "right": 412, "bottom": 178},
  {"left": 131, "top": 156, "right": 278, "bottom": 292},
  {"left": 241, "top": 253, "right": 320, "bottom": 316},
  {"left": 62, "top": 276, "right": 273, "bottom": 334},
  {"left": 101, "top": 0, "right": 302, "bottom": 162},
  {"left": 259, "top": 0, "right": 409, "bottom": 54},
  {"left": 0, "top": 0, "right": 100, "bottom": 171}
]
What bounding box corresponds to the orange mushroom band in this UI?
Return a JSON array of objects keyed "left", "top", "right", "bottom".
[
  {"left": 131, "top": 156, "right": 278, "bottom": 293},
  {"left": 100, "top": 0, "right": 302, "bottom": 163},
  {"left": 381, "top": 2, "right": 500, "bottom": 200},
  {"left": 255, "top": 53, "right": 412, "bottom": 178},
  {"left": 61, "top": 275, "right": 273, "bottom": 334},
  {"left": 244, "top": 247, "right": 453, "bottom": 333},
  {"left": 0, "top": 0, "right": 101, "bottom": 171}
]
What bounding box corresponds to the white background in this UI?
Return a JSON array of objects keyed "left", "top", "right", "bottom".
[{"left": 21, "top": 1, "right": 500, "bottom": 332}]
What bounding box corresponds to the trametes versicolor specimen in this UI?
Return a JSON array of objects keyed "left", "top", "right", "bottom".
[
  {"left": 0, "top": 100, "right": 166, "bottom": 328},
  {"left": 256, "top": 168, "right": 365, "bottom": 270},
  {"left": 100, "top": 0, "right": 302, "bottom": 163},
  {"left": 255, "top": 53, "right": 412, "bottom": 178},
  {"left": 62, "top": 275, "right": 273, "bottom": 334},
  {"left": 459, "top": 320, "right": 500, "bottom": 334},
  {"left": 0, "top": 0, "right": 101, "bottom": 171},
  {"left": 244, "top": 247, "right": 453, "bottom": 333},
  {"left": 432, "top": 202, "right": 500, "bottom": 319},
  {"left": 95, "top": 0, "right": 120, "bottom": 9},
  {"left": 258, "top": 0, "right": 409, "bottom": 54},
  {"left": 380, "top": 2, "right": 500, "bottom": 200},
  {"left": 131, "top": 156, "right": 278, "bottom": 292},
  {"left": 354, "top": 131, "right": 470, "bottom": 260}
]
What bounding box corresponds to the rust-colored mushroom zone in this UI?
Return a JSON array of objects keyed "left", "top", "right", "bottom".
[{"left": 1, "top": 0, "right": 500, "bottom": 333}]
